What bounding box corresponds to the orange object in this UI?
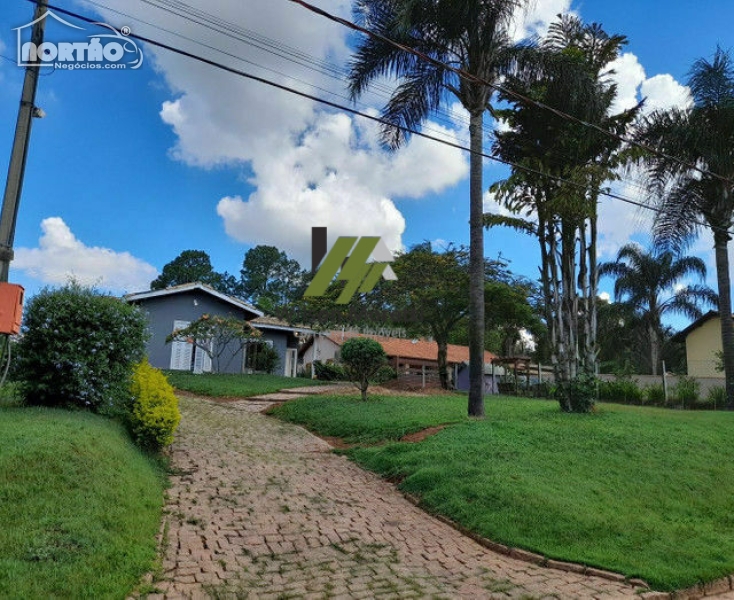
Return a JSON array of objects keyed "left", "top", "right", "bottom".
[{"left": 0, "top": 283, "right": 24, "bottom": 335}]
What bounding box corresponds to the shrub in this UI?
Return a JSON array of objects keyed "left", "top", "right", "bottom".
[
  {"left": 705, "top": 386, "right": 727, "bottom": 410},
  {"left": 129, "top": 360, "right": 181, "bottom": 450},
  {"left": 371, "top": 365, "right": 397, "bottom": 384},
  {"left": 252, "top": 344, "right": 280, "bottom": 374},
  {"left": 313, "top": 361, "right": 346, "bottom": 381},
  {"left": 644, "top": 383, "right": 667, "bottom": 406},
  {"left": 555, "top": 372, "right": 597, "bottom": 413},
  {"left": 340, "top": 338, "right": 387, "bottom": 401},
  {"left": 598, "top": 377, "right": 644, "bottom": 405},
  {"left": 674, "top": 376, "right": 700, "bottom": 409},
  {"left": 15, "top": 283, "right": 147, "bottom": 415}
]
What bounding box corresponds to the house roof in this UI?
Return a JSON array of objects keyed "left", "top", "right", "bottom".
[
  {"left": 251, "top": 315, "right": 314, "bottom": 335},
  {"left": 125, "top": 282, "right": 263, "bottom": 317},
  {"left": 318, "top": 331, "right": 496, "bottom": 365},
  {"left": 672, "top": 311, "right": 720, "bottom": 342}
]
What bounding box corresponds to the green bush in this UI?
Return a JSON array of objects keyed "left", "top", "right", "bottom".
[
  {"left": 644, "top": 383, "right": 667, "bottom": 406},
  {"left": 555, "top": 372, "right": 597, "bottom": 413},
  {"left": 15, "top": 283, "right": 147, "bottom": 415},
  {"left": 674, "top": 376, "right": 700, "bottom": 409},
  {"left": 598, "top": 377, "right": 644, "bottom": 405},
  {"left": 705, "top": 386, "right": 727, "bottom": 410},
  {"left": 371, "top": 365, "right": 397, "bottom": 384},
  {"left": 313, "top": 361, "right": 347, "bottom": 381},
  {"left": 340, "top": 338, "right": 387, "bottom": 401},
  {"left": 129, "top": 359, "right": 181, "bottom": 450},
  {"left": 252, "top": 344, "right": 279, "bottom": 374}
]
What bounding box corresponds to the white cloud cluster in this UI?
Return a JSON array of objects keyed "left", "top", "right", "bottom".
[
  {"left": 511, "top": 0, "right": 575, "bottom": 41},
  {"left": 606, "top": 53, "right": 692, "bottom": 115},
  {"left": 14, "top": 217, "right": 158, "bottom": 293}
]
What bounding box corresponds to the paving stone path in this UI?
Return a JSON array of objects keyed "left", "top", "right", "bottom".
[{"left": 149, "top": 394, "right": 645, "bottom": 599}]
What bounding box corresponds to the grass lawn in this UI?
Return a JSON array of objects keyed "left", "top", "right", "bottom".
[
  {"left": 272, "top": 393, "right": 734, "bottom": 590},
  {"left": 165, "top": 371, "right": 322, "bottom": 398},
  {"left": 0, "top": 406, "right": 166, "bottom": 599}
]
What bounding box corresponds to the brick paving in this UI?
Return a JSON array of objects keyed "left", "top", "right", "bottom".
[{"left": 148, "top": 395, "right": 644, "bottom": 599}]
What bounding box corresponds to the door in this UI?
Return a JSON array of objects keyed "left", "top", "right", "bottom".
[
  {"left": 285, "top": 348, "right": 297, "bottom": 377},
  {"left": 169, "top": 320, "right": 192, "bottom": 370}
]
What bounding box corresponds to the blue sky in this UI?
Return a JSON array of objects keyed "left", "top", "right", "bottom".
[{"left": 1, "top": 0, "right": 733, "bottom": 327}]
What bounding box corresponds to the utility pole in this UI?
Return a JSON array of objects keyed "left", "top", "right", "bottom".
[{"left": 0, "top": 0, "right": 48, "bottom": 282}]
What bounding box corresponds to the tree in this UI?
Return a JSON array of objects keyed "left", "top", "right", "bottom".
[
  {"left": 599, "top": 244, "right": 717, "bottom": 375},
  {"left": 387, "top": 243, "right": 470, "bottom": 389},
  {"left": 240, "top": 245, "right": 306, "bottom": 312},
  {"left": 348, "top": 0, "right": 528, "bottom": 417},
  {"left": 488, "top": 16, "right": 639, "bottom": 411},
  {"left": 635, "top": 47, "right": 734, "bottom": 408},
  {"left": 151, "top": 250, "right": 238, "bottom": 295},
  {"left": 165, "top": 314, "right": 261, "bottom": 374},
  {"left": 340, "top": 337, "right": 387, "bottom": 401}
]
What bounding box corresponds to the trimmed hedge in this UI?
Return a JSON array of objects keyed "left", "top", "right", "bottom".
[{"left": 130, "top": 360, "right": 181, "bottom": 450}]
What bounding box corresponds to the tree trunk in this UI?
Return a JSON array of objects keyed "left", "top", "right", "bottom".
[
  {"left": 713, "top": 233, "right": 734, "bottom": 409},
  {"left": 436, "top": 334, "right": 449, "bottom": 390},
  {"left": 468, "top": 111, "right": 486, "bottom": 417},
  {"left": 360, "top": 379, "right": 368, "bottom": 401},
  {"left": 649, "top": 323, "right": 659, "bottom": 377}
]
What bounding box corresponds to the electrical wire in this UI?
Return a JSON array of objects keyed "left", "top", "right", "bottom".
[
  {"left": 29, "top": 1, "right": 730, "bottom": 237},
  {"left": 288, "top": 0, "right": 734, "bottom": 187}
]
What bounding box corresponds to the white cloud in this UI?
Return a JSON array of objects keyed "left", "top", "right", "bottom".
[
  {"left": 14, "top": 217, "right": 158, "bottom": 293},
  {"left": 511, "top": 0, "right": 575, "bottom": 41},
  {"left": 606, "top": 53, "right": 692, "bottom": 115}
]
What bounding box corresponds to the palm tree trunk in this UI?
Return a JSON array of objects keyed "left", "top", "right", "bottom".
[
  {"left": 713, "top": 233, "right": 734, "bottom": 409},
  {"left": 468, "top": 111, "right": 486, "bottom": 417},
  {"left": 649, "top": 323, "right": 659, "bottom": 377}
]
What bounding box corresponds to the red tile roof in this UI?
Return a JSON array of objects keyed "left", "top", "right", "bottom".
[{"left": 324, "top": 331, "right": 495, "bottom": 364}]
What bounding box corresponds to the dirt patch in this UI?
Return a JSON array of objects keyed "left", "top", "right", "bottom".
[
  {"left": 317, "top": 435, "right": 358, "bottom": 450},
  {"left": 400, "top": 425, "right": 447, "bottom": 443}
]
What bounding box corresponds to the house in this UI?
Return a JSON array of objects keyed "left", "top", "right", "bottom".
[
  {"left": 675, "top": 311, "right": 725, "bottom": 378},
  {"left": 299, "top": 330, "right": 496, "bottom": 388},
  {"left": 125, "top": 283, "right": 311, "bottom": 377}
]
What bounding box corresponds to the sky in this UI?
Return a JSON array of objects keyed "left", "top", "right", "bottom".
[{"left": 0, "top": 0, "right": 733, "bottom": 329}]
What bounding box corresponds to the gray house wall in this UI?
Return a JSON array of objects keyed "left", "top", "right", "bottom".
[
  {"left": 256, "top": 328, "right": 300, "bottom": 377},
  {"left": 132, "top": 290, "right": 256, "bottom": 374}
]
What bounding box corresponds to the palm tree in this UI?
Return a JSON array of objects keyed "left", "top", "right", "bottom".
[
  {"left": 636, "top": 48, "right": 734, "bottom": 406},
  {"left": 599, "top": 244, "right": 717, "bottom": 376},
  {"left": 488, "top": 16, "right": 639, "bottom": 411},
  {"left": 348, "top": 0, "right": 528, "bottom": 417}
]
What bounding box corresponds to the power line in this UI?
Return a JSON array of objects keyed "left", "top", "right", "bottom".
[
  {"left": 83, "top": 0, "right": 479, "bottom": 146},
  {"left": 30, "top": 1, "right": 730, "bottom": 237},
  {"left": 288, "top": 0, "right": 734, "bottom": 187},
  {"left": 87, "top": 0, "right": 660, "bottom": 192}
]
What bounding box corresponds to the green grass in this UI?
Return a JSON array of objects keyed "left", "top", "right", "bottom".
[
  {"left": 165, "top": 371, "right": 322, "bottom": 398},
  {"left": 271, "top": 393, "right": 467, "bottom": 444},
  {"left": 0, "top": 406, "right": 166, "bottom": 599},
  {"left": 272, "top": 394, "right": 734, "bottom": 590}
]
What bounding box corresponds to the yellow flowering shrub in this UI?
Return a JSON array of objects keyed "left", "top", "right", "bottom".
[{"left": 130, "top": 360, "right": 181, "bottom": 451}]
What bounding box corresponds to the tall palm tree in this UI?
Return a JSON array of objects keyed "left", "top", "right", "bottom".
[
  {"left": 348, "top": 0, "right": 527, "bottom": 417},
  {"left": 488, "top": 16, "right": 639, "bottom": 411},
  {"left": 636, "top": 48, "right": 734, "bottom": 406},
  {"left": 599, "top": 244, "right": 717, "bottom": 376}
]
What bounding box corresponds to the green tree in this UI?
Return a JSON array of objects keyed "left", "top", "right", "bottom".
[
  {"left": 599, "top": 244, "right": 717, "bottom": 376},
  {"left": 151, "top": 250, "right": 237, "bottom": 295},
  {"left": 387, "top": 243, "right": 470, "bottom": 389},
  {"left": 340, "top": 337, "right": 387, "bottom": 401},
  {"left": 240, "top": 245, "right": 306, "bottom": 312},
  {"left": 635, "top": 47, "right": 734, "bottom": 407},
  {"left": 348, "top": 0, "right": 528, "bottom": 417},
  {"left": 488, "top": 16, "right": 639, "bottom": 411}
]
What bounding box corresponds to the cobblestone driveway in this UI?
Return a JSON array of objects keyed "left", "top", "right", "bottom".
[{"left": 149, "top": 395, "right": 642, "bottom": 599}]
